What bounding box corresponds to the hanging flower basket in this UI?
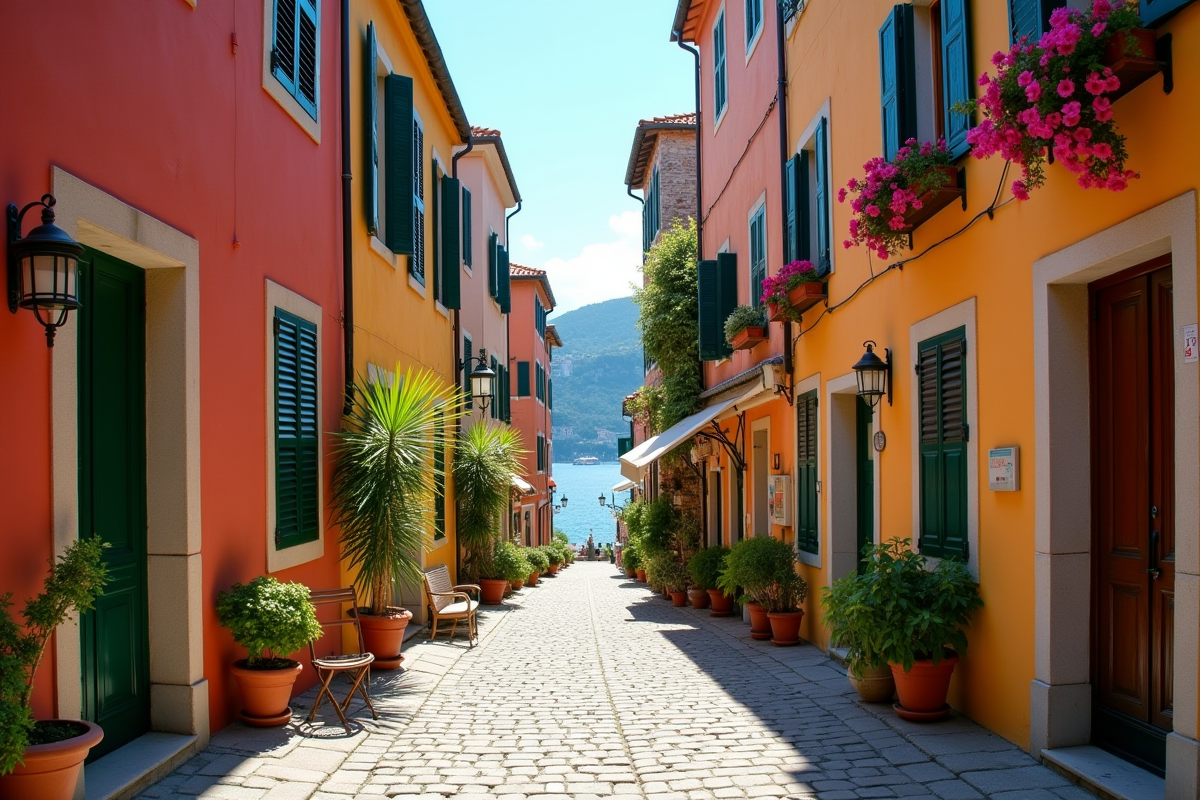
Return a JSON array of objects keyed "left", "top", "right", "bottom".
[
  {"left": 761, "top": 260, "right": 825, "bottom": 322},
  {"left": 897, "top": 166, "right": 964, "bottom": 232},
  {"left": 1102, "top": 28, "right": 1160, "bottom": 102},
  {"left": 730, "top": 326, "right": 768, "bottom": 351}
]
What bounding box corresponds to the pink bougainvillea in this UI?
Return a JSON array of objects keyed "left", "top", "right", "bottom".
[
  {"left": 759, "top": 260, "right": 821, "bottom": 321},
  {"left": 963, "top": 0, "right": 1144, "bottom": 198}
]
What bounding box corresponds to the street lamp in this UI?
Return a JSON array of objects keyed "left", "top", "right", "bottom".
[
  {"left": 7, "top": 194, "right": 83, "bottom": 347},
  {"left": 598, "top": 493, "right": 606, "bottom": 507},
  {"left": 460, "top": 348, "right": 497, "bottom": 411},
  {"left": 560, "top": 495, "right": 568, "bottom": 508},
  {"left": 852, "top": 340, "right": 892, "bottom": 410}
]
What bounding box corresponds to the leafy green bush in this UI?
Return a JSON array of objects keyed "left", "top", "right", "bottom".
[
  {"left": 621, "top": 500, "right": 646, "bottom": 540},
  {"left": 492, "top": 541, "right": 533, "bottom": 584},
  {"left": 717, "top": 536, "right": 808, "bottom": 613},
  {"left": 216, "top": 576, "right": 323, "bottom": 669},
  {"left": 687, "top": 547, "right": 729, "bottom": 590},
  {"left": 622, "top": 544, "right": 642, "bottom": 571},
  {"left": 544, "top": 545, "right": 564, "bottom": 566},
  {"left": 552, "top": 530, "right": 569, "bottom": 546},
  {"left": 638, "top": 498, "right": 675, "bottom": 558},
  {"left": 454, "top": 421, "right": 524, "bottom": 583},
  {"left": 0, "top": 536, "right": 108, "bottom": 775},
  {"left": 524, "top": 547, "right": 549, "bottom": 574},
  {"left": 643, "top": 553, "right": 674, "bottom": 591},
  {"left": 723, "top": 304, "right": 766, "bottom": 344},
  {"left": 824, "top": 538, "right": 983, "bottom": 671}
]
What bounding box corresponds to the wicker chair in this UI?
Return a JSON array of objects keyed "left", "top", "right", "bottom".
[
  {"left": 306, "top": 587, "right": 378, "bottom": 732},
  {"left": 422, "top": 564, "right": 480, "bottom": 646}
]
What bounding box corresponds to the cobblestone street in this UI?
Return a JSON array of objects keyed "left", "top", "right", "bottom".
[{"left": 137, "top": 562, "right": 1095, "bottom": 800}]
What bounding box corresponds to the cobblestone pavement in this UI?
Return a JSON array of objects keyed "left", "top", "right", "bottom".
[{"left": 138, "top": 562, "right": 1095, "bottom": 800}]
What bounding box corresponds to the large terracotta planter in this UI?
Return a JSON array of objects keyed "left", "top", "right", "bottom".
[
  {"left": 527, "top": 571, "right": 539, "bottom": 586},
  {"left": 729, "top": 326, "right": 768, "bottom": 351},
  {"left": 231, "top": 660, "right": 303, "bottom": 726},
  {"left": 354, "top": 607, "right": 412, "bottom": 670},
  {"left": 901, "top": 167, "right": 964, "bottom": 231},
  {"left": 1103, "top": 28, "right": 1160, "bottom": 103},
  {"left": 745, "top": 601, "right": 772, "bottom": 640},
  {"left": 511, "top": 578, "right": 524, "bottom": 591},
  {"left": 707, "top": 589, "right": 735, "bottom": 616},
  {"left": 635, "top": 569, "right": 647, "bottom": 582},
  {"left": 768, "top": 283, "right": 827, "bottom": 322},
  {"left": 625, "top": 567, "right": 636, "bottom": 579},
  {"left": 668, "top": 590, "right": 688, "bottom": 607},
  {"left": 0, "top": 720, "right": 103, "bottom": 800},
  {"left": 688, "top": 588, "right": 711, "bottom": 609},
  {"left": 547, "top": 564, "right": 560, "bottom": 576},
  {"left": 890, "top": 653, "right": 958, "bottom": 721},
  {"left": 767, "top": 609, "right": 805, "bottom": 646},
  {"left": 479, "top": 578, "right": 507, "bottom": 605},
  {"left": 849, "top": 663, "right": 896, "bottom": 703}
]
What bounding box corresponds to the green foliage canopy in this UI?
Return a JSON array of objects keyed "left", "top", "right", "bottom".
[{"left": 216, "top": 576, "right": 323, "bottom": 668}]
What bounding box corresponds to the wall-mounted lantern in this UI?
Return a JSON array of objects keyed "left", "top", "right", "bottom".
[
  {"left": 598, "top": 493, "right": 606, "bottom": 507},
  {"left": 560, "top": 495, "right": 568, "bottom": 508},
  {"left": 460, "top": 348, "right": 497, "bottom": 411},
  {"left": 7, "top": 194, "right": 82, "bottom": 347},
  {"left": 852, "top": 340, "right": 892, "bottom": 409}
]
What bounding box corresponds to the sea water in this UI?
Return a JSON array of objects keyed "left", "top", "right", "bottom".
[{"left": 548, "top": 462, "right": 632, "bottom": 548}]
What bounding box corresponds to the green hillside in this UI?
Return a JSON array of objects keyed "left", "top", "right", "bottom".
[{"left": 550, "top": 297, "right": 643, "bottom": 462}]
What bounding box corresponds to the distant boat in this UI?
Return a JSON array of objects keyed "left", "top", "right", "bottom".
[{"left": 572, "top": 456, "right": 601, "bottom": 465}]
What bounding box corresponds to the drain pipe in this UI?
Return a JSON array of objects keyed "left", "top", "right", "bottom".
[
  {"left": 504, "top": 200, "right": 522, "bottom": 249},
  {"left": 774, "top": 3, "right": 794, "bottom": 385},
  {"left": 340, "top": 0, "right": 355, "bottom": 415},
  {"left": 674, "top": 30, "right": 702, "bottom": 261}
]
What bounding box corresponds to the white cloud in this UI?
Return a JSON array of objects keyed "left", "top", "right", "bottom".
[
  {"left": 537, "top": 211, "right": 642, "bottom": 316},
  {"left": 519, "top": 234, "right": 544, "bottom": 251}
]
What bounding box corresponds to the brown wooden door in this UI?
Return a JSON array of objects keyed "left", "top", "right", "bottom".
[{"left": 1090, "top": 258, "right": 1174, "bottom": 771}]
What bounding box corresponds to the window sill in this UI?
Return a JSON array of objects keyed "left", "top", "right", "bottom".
[
  {"left": 745, "top": 25, "right": 764, "bottom": 63},
  {"left": 796, "top": 548, "right": 820, "bottom": 568},
  {"left": 370, "top": 236, "right": 398, "bottom": 269},
  {"left": 408, "top": 273, "right": 426, "bottom": 299},
  {"left": 713, "top": 105, "right": 729, "bottom": 137},
  {"left": 435, "top": 301, "right": 449, "bottom": 319},
  {"left": 260, "top": 70, "right": 320, "bottom": 145}
]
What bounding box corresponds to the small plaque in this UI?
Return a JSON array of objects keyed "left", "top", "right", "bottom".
[
  {"left": 988, "top": 446, "right": 1020, "bottom": 492},
  {"left": 1184, "top": 324, "right": 1199, "bottom": 363},
  {"left": 873, "top": 431, "right": 886, "bottom": 452}
]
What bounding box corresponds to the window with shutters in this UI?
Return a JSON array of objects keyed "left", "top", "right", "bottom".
[
  {"left": 410, "top": 114, "right": 426, "bottom": 283},
  {"left": 433, "top": 410, "right": 446, "bottom": 539},
  {"left": 745, "top": 0, "right": 764, "bottom": 53},
  {"left": 698, "top": 251, "right": 739, "bottom": 361},
  {"left": 461, "top": 187, "right": 473, "bottom": 268},
  {"left": 795, "top": 391, "right": 819, "bottom": 555},
  {"left": 489, "top": 356, "right": 499, "bottom": 420},
  {"left": 517, "top": 361, "right": 531, "bottom": 398},
  {"left": 1140, "top": 0, "right": 1193, "bottom": 25},
  {"left": 788, "top": 110, "right": 832, "bottom": 276},
  {"left": 1008, "top": 0, "right": 1051, "bottom": 45},
  {"left": 537, "top": 433, "right": 545, "bottom": 472},
  {"left": 713, "top": 9, "right": 728, "bottom": 124},
  {"left": 879, "top": 4, "right": 917, "bottom": 160},
  {"left": 438, "top": 170, "right": 461, "bottom": 309},
  {"left": 917, "top": 327, "right": 969, "bottom": 560},
  {"left": 265, "top": 280, "right": 324, "bottom": 572},
  {"left": 488, "top": 232, "right": 499, "bottom": 299},
  {"left": 749, "top": 203, "right": 767, "bottom": 307},
  {"left": 535, "top": 362, "right": 545, "bottom": 404},
  {"left": 463, "top": 335, "right": 473, "bottom": 410},
  {"left": 268, "top": 0, "right": 319, "bottom": 122},
  {"left": 643, "top": 166, "right": 662, "bottom": 251}
]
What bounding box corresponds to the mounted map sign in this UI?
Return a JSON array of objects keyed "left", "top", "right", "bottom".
[{"left": 987, "top": 446, "right": 1020, "bottom": 492}]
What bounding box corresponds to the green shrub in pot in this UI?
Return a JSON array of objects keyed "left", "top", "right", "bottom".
[
  {"left": 524, "top": 546, "right": 549, "bottom": 575},
  {"left": 723, "top": 304, "right": 766, "bottom": 345},
  {"left": 687, "top": 547, "right": 728, "bottom": 591},
  {"left": 716, "top": 536, "right": 808, "bottom": 612}
]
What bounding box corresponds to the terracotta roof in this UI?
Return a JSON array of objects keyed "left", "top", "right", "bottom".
[
  {"left": 625, "top": 113, "right": 697, "bottom": 188},
  {"left": 545, "top": 324, "right": 563, "bottom": 348},
  {"left": 509, "top": 262, "right": 557, "bottom": 309},
  {"left": 671, "top": 0, "right": 708, "bottom": 43},
  {"left": 398, "top": 1, "right": 471, "bottom": 142},
  {"left": 471, "top": 126, "right": 501, "bottom": 137},
  {"left": 466, "top": 128, "right": 521, "bottom": 202}
]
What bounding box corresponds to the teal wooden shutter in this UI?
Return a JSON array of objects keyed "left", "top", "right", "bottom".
[
  {"left": 750, "top": 209, "right": 766, "bottom": 307},
  {"left": 489, "top": 356, "right": 499, "bottom": 419},
  {"left": 364, "top": 22, "right": 379, "bottom": 237},
  {"left": 796, "top": 391, "right": 818, "bottom": 555},
  {"left": 434, "top": 411, "right": 445, "bottom": 539},
  {"left": 462, "top": 187, "right": 472, "bottom": 267},
  {"left": 440, "top": 175, "right": 461, "bottom": 309},
  {"left": 548, "top": 376, "right": 553, "bottom": 410},
  {"left": 487, "top": 233, "right": 498, "bottom": 298},
  {"left": 274, "top": 309, "right": 320, "bottom": 549},
  {"left": 502, "top": 367, "right": 511, "bottom": 422},
  {"left": 1141, "top": 0, "right": 1191, "bottom": 25},
  {"left": 1008, "top": 0, "right": 1049, "bottom": 44},
  {"left": 617, "top": 436, "right": 633, "bottom": 458},
  {"left": 698, "top": 259, "right": 720, "bottom": 360},
  {"left": 797, "top": 155, "right": 812, "bottom": 262},
  {"left": 918, "top": 327, "right": 968, "bottom": 559},
  {"left": 271, "top": 0, "right": 318, "bottom": 119},
  {"left": 463, "top": 336, "right": 473, "bottom": 409},
  {"left": 940, "top": 0, "right": 973, "bottom": 160},
  {"left": 385, "top": 74, "right": 414, "bottom": 255},
  {"left": 814, "top": 118, "right": 831, "bottom": 275},
  {"left": 517, "top": 361, "right": 530, "bottom": 397},
  {"left": 879, "top": 4, "right": 917, "bottom": 161},
  {"left": 717, "top": 251, "right": 738, "bottom": 358},
  {"left": 784, "top": 156, "right": 798, "bottom": 264},
  {"left": 498, "top": 246, "right": 511, "bottom": 313}
]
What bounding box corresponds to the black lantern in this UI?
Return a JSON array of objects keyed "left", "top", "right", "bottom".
[
  {"left": 7, "top": 195, "right": 82, "bottom": 347},
  {"left": 560, "top": 495, "right": 568, "bottom": 508},
  {"left": 852, "top": 340, "right": 892, "bottom": 409},
  {"left": 461, "top": 348, "right": 497, "bottom": 411},
  {"left": 598, "top": 493, "right": 606, "bottom": 507}
]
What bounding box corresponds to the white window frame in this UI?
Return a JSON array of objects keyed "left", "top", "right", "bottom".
[
  {"left": 745, "top": 0, "right": 764, "bottom": 59},
  {"left": 748, "top": 196, "right": 767, "bottom": 306},
  {"left": 260, "top": 0, "right": 321, "bottom": 143},
  {"left": 369, "top": 43, "right": 396, "bottom": 267},
  {"left": 409, "top": 109, "right": 427, "bottom": 291},
  {"left": 712, "top": 5, "right": 729, "bottom": 131},
  {"left": 793, "top": 99, "right": 835, "bottom": 276}
]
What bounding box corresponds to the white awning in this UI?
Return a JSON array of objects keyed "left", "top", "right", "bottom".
[
  {"left": 511, "top": 474, "right": 535, "bottom": 495},
  {"left": 618, "top": 384, "right": 765, "bottom": 482},
  {"left": 611, "top": 479, "right": 637, "bottom": 493}
]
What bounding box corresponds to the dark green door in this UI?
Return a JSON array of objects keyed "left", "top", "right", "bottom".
[
  {"left": 856, "top": 398, "right": 874, "bottom": 575},
  {"left": 78, "top": 248, "right": 149, "bottom": 761}
]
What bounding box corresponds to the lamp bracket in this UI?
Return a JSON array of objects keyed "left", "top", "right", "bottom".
[{"left": 698, "top": 413, "right": 746, "bottom": 473}]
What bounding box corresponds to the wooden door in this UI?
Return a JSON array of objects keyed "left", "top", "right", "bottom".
[
  {"left": 1090, "top": 258, "right": 1174, "bottom": 773},
  {"left": 855, "top": 398, "right": 874, "bottom": 575}
]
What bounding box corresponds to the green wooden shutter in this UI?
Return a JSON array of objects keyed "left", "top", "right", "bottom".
[
  {"left": 271, "top": 0, "right": 318, "bottom": 119},
  {"left": 274, "top": 309, "right": 320, "bottom": 549},
  {"left": 434, "top": 411, "right": 445, "bottom": 539},
  {"left": 385, "top": 74, "right": 414, "bottom": 255},
  {"left": 698, "top": 259, "right": 720, "bottom": 360},
  {"left": 536, "top": 434, "right": 544, "bottom": 471},
  {"left": 940, "top": 0, "right": 973, "bottom": 160},
  {"left": 499, "top": 246, "right": 511, "bottom": 313},
  {"left": 440, "top": 175, "right": 461, "bottom": 309},
  {"left": 502, "top": 366, "right": 511, "bottom": 422},
  {"left": 517, "top": 361, "right": 530, "bottom": 397},
  {"left": 717, "top": 252, "right": 738, "bottom": 358},
  {"left": 796, "top": 391, "right": 819, "bottom": 555},
  {"left": 489, "top": 356, "right": 499, "bottom": 419},
  {"left": 364, "top": 22, "right": 379, "bottom": 237},
  {"left": 270, "top": 0, "right": 298, "bottom": 96},
  {"left": 918, "top": 327, "right": 968, "bottom": 559},
  {"left": 814, "top": 118, "right": 831, "bottom": 275},
  {"left": 1141, "top": 0, "right": 1191, "bottom": 25},
  {"left": 463, "top": 336, "right": 473, "bottom": 409},
  {"left": 487, "top": 233, "right": 498, "bottom": 298},
  {"left": 462, "top": 187, "right": 472, "bottom": 267},
  {"left": 784, "top": 156, "right": 798, "bottom": 264},
  {"left": 879, "top": 4, "right": 917, "bottom": 161}
]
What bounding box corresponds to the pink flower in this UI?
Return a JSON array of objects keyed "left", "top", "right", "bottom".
[
  {"left": 1085, "top": 72, "right": 1107, "bottom": 95},
  {"left": 888, "top": 215, "right": 907, "bottom": 231},
  {"left": 1092, "top": 96, "right": 1113, "bottom": 122},
  {"left": 1092, "top": 142, "right": 1113, "bottom": 159},
  {"left": 1026, "top": 81, "right": 1042, "bottom": 102},
  {"left": 1018, "top": 70, "right": 1034, "bottom": 87},
  {"left": 1105, "top": 74, "right": 1121, "bottom": 92},
  {"left": 837, "top": 188, "right": 848, "bottom": 203},
  {"left": 1012, "top": 181, "right": 1030, "bottom": 201},
  {"left": 1062, "top": 101, "right": 1082, "bottom": 127},
  {"left": 1093, "top": 0, "right": 1112, "bottom": 19},
  {"left": 992, "top": 51, "right": 1006, "bottom": 67},
  {"left": 1057, "top": 79, "right": 1075, "bottom": 98},
  {"left": 1049, "top": 7, "right": 1073, "bottom": 27},
  {"left": 866, "top": 204, "right": 881, "bottom": 218},
  {"left": 1092, "top": 22, "right": 1107, "bottom": 37}
]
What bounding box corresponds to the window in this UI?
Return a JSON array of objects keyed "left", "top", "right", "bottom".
[
  {"left": 488, "top": 232, "right": 499, "bottom": 298},
  {"left": 917, "top": 327, "right": 969, "bottom": 559},
  {"left": 270, "top": 0, "right": 319, "bottom": 120},
  {"left": 749, "top": 204, "right": 767, "bottom": 307},
  {"left": 364, "top": 52, "right": 423, "bottom": 263},
  {"left": 697, "top": 252, "right": 738, "bottom": 361},
  {"left": 547, "top": 375, "right": 553, "bottom": 411},
  {"left": 1008, "top": 0, "right": 1050, "bottom": 44},
  {"left": 795, "top": 391, "right": 818, "bottom": 555},
  {"left": 535, "top": 362, "right": 545, "bottom": 403},
  {"left": 410, "top": 115, "right": 426, "bottom": 282},
  {"left": 784, "top": 114, "right": 831, "bottom": 275},
  {"left": 1140, "top": 0, "right": 1193, "bottom": 25},
  {"left": 438, "top": 172, "right": 461, "bottom": 308},
  {"left": 462, "top": 187, "right": 473, "bottom": 267},
  {"left": 273, "top": 308, "right": 320, "bottom": 550},
  {"left": 463, "top": 335, "right": 473, "bottom": 409},
  {"left": 433, "top": 410, "right": 445, "bottom": 539},
  {"left": 537, "top": 433, "right": 545, "bottom": 472},
  {"left": 642, "top": 166, "right": 661, "bottom": 253},
  {"left": 489, "top": 355, "right": 499, "bottom": 420},
  {"left": 879, "top": 4, "right": 917, "bottom": 160},
  {"left": 517, "top": 361, "right": 531, "bottom": 397},
  {"left": 745, "top": 0, "right": 763, "bottom": 50},
  {"left": 713, "top": 9, "right": 728, "bottom": 122}
]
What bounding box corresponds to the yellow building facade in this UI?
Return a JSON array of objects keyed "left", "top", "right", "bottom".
[{"left": 781, "top": 0, "right": 1200, "bottom": 792}]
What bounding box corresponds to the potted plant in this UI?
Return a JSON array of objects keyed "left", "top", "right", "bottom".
[
  {"left": 688, "top": 547, "right": 734, "bottom": 615},
  {"left": 490, "top": 541, "right": 532, "bottom": 602},
  {"left": 0, "top": 537, "right": 108, "bottom": 800},
  {"left": 544, "top": 545, "right": 564, "bottom": 575},
  {"left": 216, "top": 576, "right": 323, "bottom": 726},
  {"left": 855, "top": 538, "right": 983, "bottom": 720},
  {"left": 657, "top": 558, "right": 691, "bottom": 607},
  {"left": 962, "top": 0, "right": 1144, "bottom": 199},
  {"left": 822, "top": 563, "right": 895, "bottom": 703},
  {"left": 760, "top": 260, "right": 826, "bottom": 323},
  {"left": 839, "top": 139, "right": 959, "bottom": 260},
  {"left": 718, "top": 537, "right": 808, "bottom": 643},
  {"left": 331, "top": 367, "right": 462, "bottom": 669},
  {"left": 454, "top": 421, "right": 525, "bottom": 605},
  {"left": 723, "top": 305, "right": 768, "bottom": 351},
  {"left": 623, "top": 545, "right": 642, "bottom": 581},
  {"left": 524, "top": 547, "right": 549, "bottom": 586}
]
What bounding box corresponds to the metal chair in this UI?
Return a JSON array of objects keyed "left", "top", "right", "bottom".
[{"left": 306, "top": 587, "right": 378, "bottom": 732}]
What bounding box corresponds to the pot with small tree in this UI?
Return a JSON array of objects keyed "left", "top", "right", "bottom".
[
  {"left": 524, "top": 547, "right": 549, "bottom": 586},
  {"left": 657, "top": 558, "right": 691, "bottom": 607},
  {"left": 821, "top": 552, "right": 895, "bottom": 702},
  {"left": 687, "top": 548, "right": 732, "bottom": 612},
  {"left": 491, "top": 541, "right": 532, "bottom": 601},
  {"left": 454, "top": 422, "right": 525, "bottom": 605},
  {"left": 544, "top": 545, "right": 564, "bottom": 575},
  {"left": 217, "top": 576, "right": 323, "bottom": 727},
  {"left": 718, "top": 537, "right": 808, "bottom": 644},
  {"left": 724, "top": 305, "right": 768, "bottom": 351},
  {"left": 0, "top": 536, "right": 108, "bottom": 800},
  {"left": 622, "top": 544, "right": 642, "bottom": 581}
]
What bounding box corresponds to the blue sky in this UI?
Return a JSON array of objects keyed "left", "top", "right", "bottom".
[{"left": 425, "top": 1, "right": 693, "bottom": 316}]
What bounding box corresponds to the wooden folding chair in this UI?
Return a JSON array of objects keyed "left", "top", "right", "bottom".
[{"left": 306, "top": 587, "right": 378, "bottom": 732}]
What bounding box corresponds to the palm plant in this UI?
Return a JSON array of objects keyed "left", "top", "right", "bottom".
[
  {"left": 330, "top": 367, "right": 463, "bottom": 614},
  {"left": 453, "top": 421, "right": 524, "bottom": 583}
]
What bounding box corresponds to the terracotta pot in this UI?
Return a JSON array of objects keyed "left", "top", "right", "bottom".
[
  {"left": 635, "top": 569, "right": 647, "bottom": 582},
  {"left": 1102, "top": 28, "right": 1160, "bottom": 102},
  {"left": 547, "top": 563, "right": 560, "bottom": 575},
  {"left": 767, "top": 609, "right": 805, "bottom": 646},
  {"left": 707, "top": 589, "right": 736, "bottom": 616},
  {"left": 668, "top": 590, "right": 688, "bottom": 607},
  {"left": 625, "top": 567, "right": 636, "bottom": 578},
  {"left": 745, "top": 602, "right": 772, "bottom": 640},
  {"left": 901, "top": 167, "right": 963, "bottom": 231},
  {"left": 768, "top": 282, "right": 827, "bottom": 322},
  {"left": 849, "top": 663, "right": 896, "bottom": 703},
  {"left": 479, "top": 578, "right": 507, "bottom": 605},
  {"left": 354, "top": 607, "right": 412, "bottom": 670},
  {"left": 511, "top": 578, "right": 524, "bottom": 591},
  {"left": 0, "top": 720, "right": 103, "bottom": 800},
  {"left": 527, "top": 571, "right": 539, "bottom": 586},
  {"left": 688, "top": 588, "right": 711, "bottom": 609},
  {"left": 730, "top": 326, "right": 768, "bottom": 351},
  {"left": 890, "top": 653, "right": 958, "bottom": 720},
  {"left": 230, "top": 660, "right": 303, "bottom": 726}
]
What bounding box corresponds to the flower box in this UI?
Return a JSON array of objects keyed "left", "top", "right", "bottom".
[
  {"left": 768, "top": 283, "right": 826, "bottom": 321},
  {"left": 1103, "top": 29, "right": 1160, "bottom": 103},
  {"left": 899, "top": 167, "right": 964, "bottom": 232},
  {"left": 729, "top": 326, "right": 768, "bottom": 351}
]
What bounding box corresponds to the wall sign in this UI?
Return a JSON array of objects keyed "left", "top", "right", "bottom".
[
  {"left": 768, "top": 475, "right": 792, "bottom": 526},
  {"left": 988, "top": 446, "right": 1020, "bottom": 492},
  {"left": 873, "top": 431, "right": 887, "bottom": 452},
  {"left": 1183, "top": 324, "right": 1198, "bottom": 363}
]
